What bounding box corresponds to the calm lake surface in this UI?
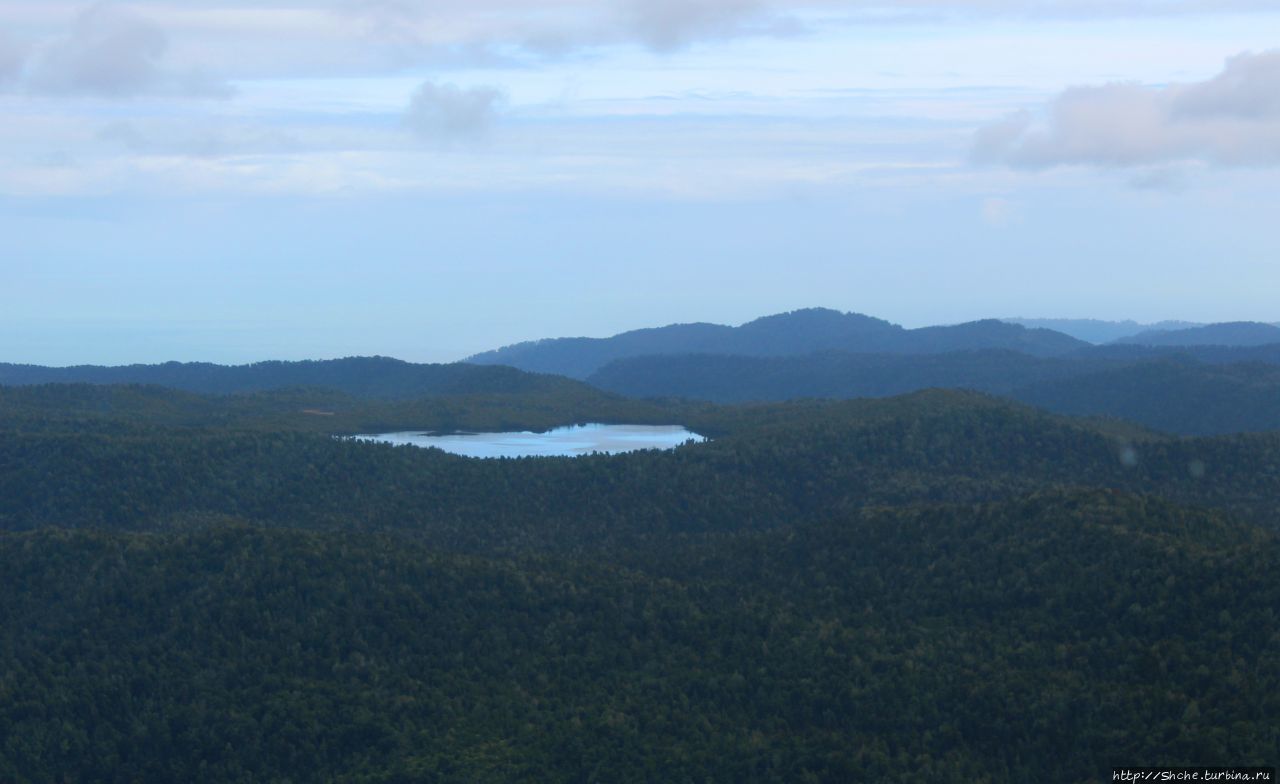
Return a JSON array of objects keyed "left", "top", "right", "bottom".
[{"left": 351, "top": 423, "right": 707, "bottom": 459}]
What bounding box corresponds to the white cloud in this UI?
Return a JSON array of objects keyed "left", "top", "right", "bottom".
[
  {"left": 403, "top": 81, "right": 505, "bottom": 142},
  {"left": 1173, "top": 49, "right": 1280, "bottom": 120},
  {"left": 22, "top": 3, "right": 232, "bottom": 98},
  {"left": 973, "top": 49, "right": 1280, "bottom": 169},
  {"left": 28, "top": 4, "right": 166, "bottom": 96}
]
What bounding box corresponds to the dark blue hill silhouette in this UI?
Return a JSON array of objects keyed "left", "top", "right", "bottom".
[
  {"left": 588, "top": 351, "right": 1280, "bottom": 435},
  {"left": 586, "top": 350, "right": 1087, "bottom": 402},
  {"left": 1014, "top": 359, "right": 1280, "bottom": 435},
  {"left": 0, "top": 356, "right": 588, "bottom": 400},
  {"left": 1114, "top": 322, "right": 1280, "bottom": 347},
  {"left": 1079, "top": 344, "right": 1280, "bottom": 364},
  {"left": 468, "top": 308, "right": 1087, "bottom": 378}
]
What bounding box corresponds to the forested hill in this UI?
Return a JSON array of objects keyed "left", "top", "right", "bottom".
[
  {"left": 1013, "top": 360, "right": 1280, "bottom": 435},
  {"left": 589, "top": 350, "right": 1089, "bottom": 401},
  {"left": 1113, "top": 321, "right": 1280, "bottom": 347},
  {"left": 466, "top": 308, "right": 1088, "bottom": 378},
  {"left": 1081, "top": 343, "right": 1280, "bottom": 364},
  {"left": 5, "top": 386, "right": 1280, "bottom": 541},
  {"left": 0, "top": 381, "right": 684, "bottom": 436},
  {"left": 587, "top": 352, "right": 1280, "bottom": 436},
  {"left": 0, "top": 356, "right": 590, "bottom": 400}
]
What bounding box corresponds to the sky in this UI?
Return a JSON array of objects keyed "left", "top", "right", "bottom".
[{"left": 3, "top": 0, "right": 1279, "bottom": 365}]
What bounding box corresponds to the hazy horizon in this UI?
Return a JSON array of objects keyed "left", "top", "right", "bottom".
[{"left": 5, "top": 307, "right": 1280, "bottom": 368}]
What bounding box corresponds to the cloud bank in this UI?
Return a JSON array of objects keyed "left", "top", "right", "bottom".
[
  {"left": 974, "top": 50, "right": 1280, "bottom": 169},
  {"left": 13, "top": 4, "right": 232, "bottom": 98},
  {"left": 8, "top": 1, "right": 1280, "bottom": 84},
  {"left": 27, "top": 4, "right": 169, "bottom": 96}
]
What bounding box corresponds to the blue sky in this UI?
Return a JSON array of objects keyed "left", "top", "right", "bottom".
[{"left": 3, "top": 0, "right": 1279, "bottom": 364}]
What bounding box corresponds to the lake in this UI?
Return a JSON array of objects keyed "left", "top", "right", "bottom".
[{"left": 350, "top": 423, "right": 707, "bottom": 458}]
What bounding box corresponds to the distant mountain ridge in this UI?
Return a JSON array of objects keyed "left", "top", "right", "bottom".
[
  {"left": 1002, "top": 318, "right": 1206, "bottom": 344},
  {"left": 468, "top": 308, "right": 1089, "bottom": 379},
  {"left": 589, "top": 350, "right": 1090, "bottom": 402},
  {"left": 0, "top": 356, "right": 588, "bottom": 400},
  {"left": 1113, "top": 321, "right": 1280, "bottom": 347}
]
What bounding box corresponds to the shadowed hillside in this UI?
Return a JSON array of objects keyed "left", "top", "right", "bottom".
[{"left": 588, "top": 352, "right": 1280, "bottom": 436}]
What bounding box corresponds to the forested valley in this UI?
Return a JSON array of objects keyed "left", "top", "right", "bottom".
[{"left": 2, "top": 363, "right": 1278, "bottom": 782}]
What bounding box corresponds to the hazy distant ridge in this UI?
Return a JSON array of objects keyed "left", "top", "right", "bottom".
[
  {"left": 468, "top": 308, "right": 1088, "bottom": 378},
  {"left": 1002, "top": 318, "right": 1206, "bottom": 344},
  {"left": 1113, "top": 322, "right": 1280, "bottom": 347}
]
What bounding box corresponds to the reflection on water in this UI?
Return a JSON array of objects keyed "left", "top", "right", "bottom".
[{"left": 350, "top": 423, "right": 706, "bottom": 458}]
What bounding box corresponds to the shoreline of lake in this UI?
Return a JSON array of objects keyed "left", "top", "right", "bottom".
[{"left": 349, "top": 423, "right": 706, "bottom": 459}]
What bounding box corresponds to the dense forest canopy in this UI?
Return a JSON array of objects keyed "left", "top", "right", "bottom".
[
  {"left": 4, "top": 491, "right": 1276, "bottom": 784},
  {"left": 1, "top": 366, "right": 1278, "bottom": 782}
]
